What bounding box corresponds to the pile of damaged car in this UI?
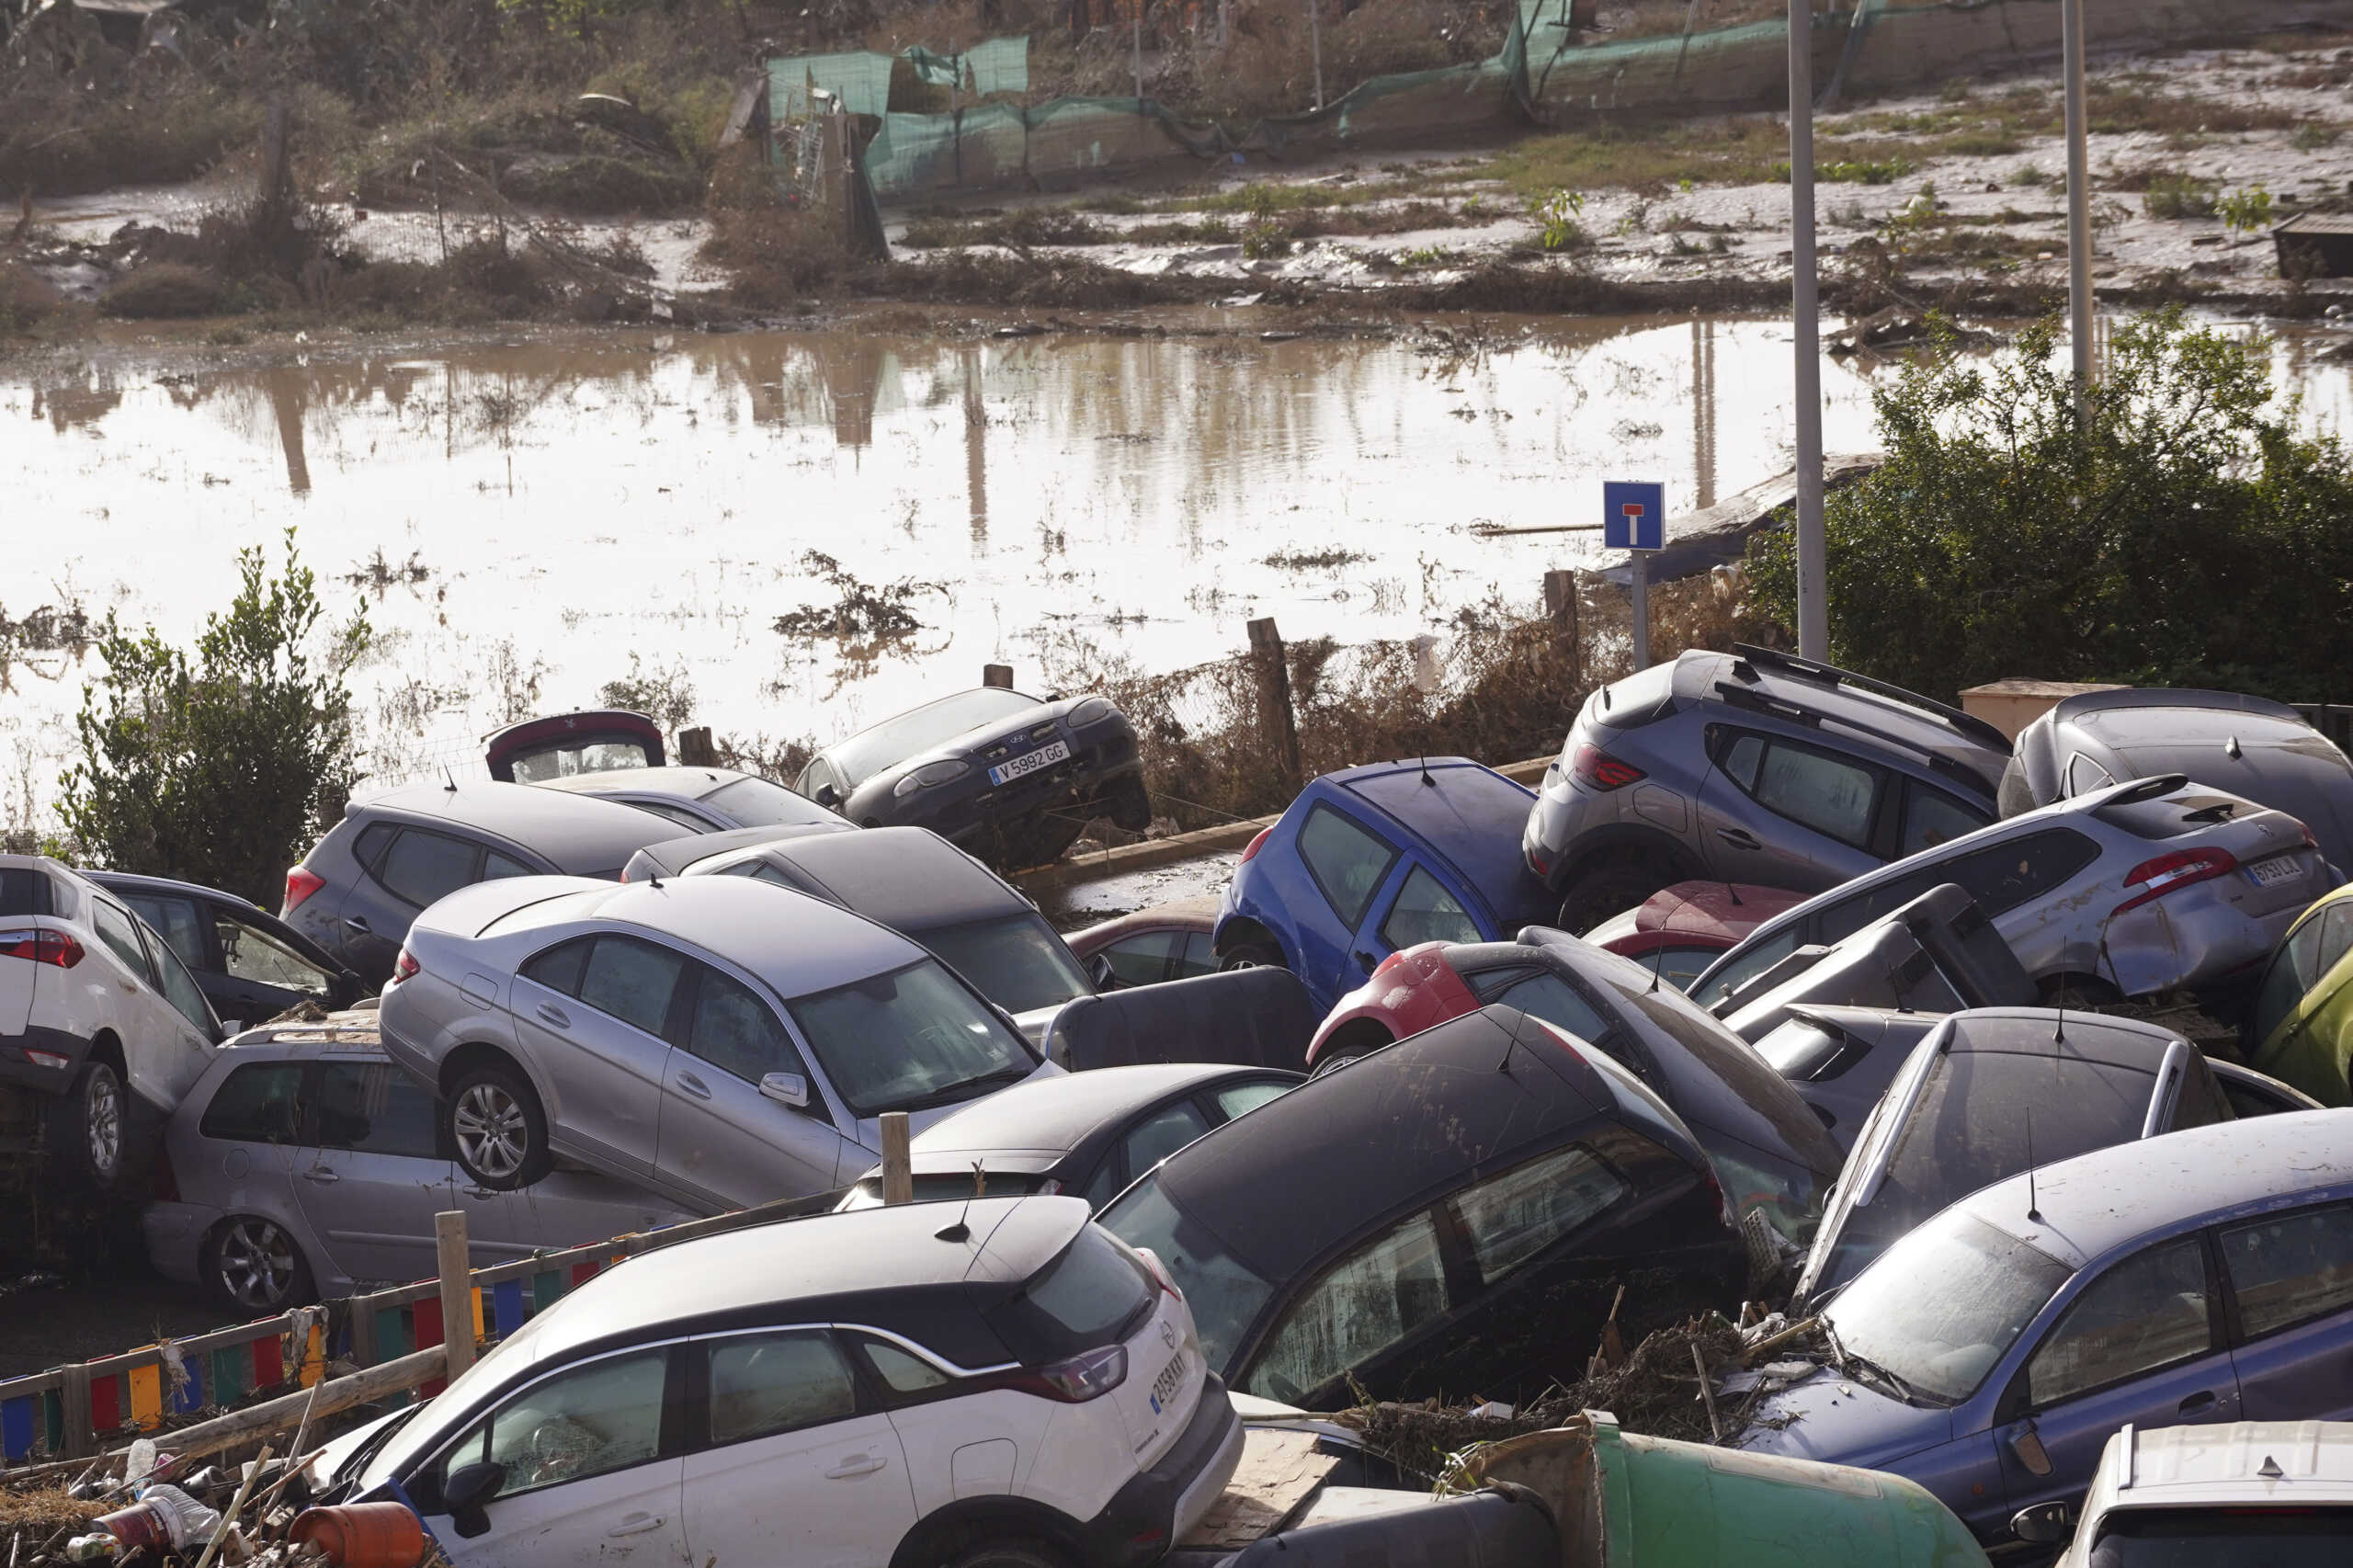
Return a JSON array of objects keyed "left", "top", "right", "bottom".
[{"left": 14, "top": 660, "right": 2353, "bottom": 1568}]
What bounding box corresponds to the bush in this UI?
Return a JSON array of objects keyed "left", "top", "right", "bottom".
[
  {"left": 63, "top": 533, "right": 369, "bottom": 906},
  {"left": 2141, "top": 172, "right": 2217, "bottom": 219},
  {"left": 100, "top": 263, "right": 227, "bottom": 319},
  {"left": 1745, "top": 309, "right": 2353, "bottom": 704}
]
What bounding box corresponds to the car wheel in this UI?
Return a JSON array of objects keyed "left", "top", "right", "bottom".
[
  {"left": 48, "top": 1061, "right": 129, "bottom": 1191},
  {"left": 1218, "top": 939, "right": 1286, "bottom": 972},
  {"left": 1106, "top": 776, "right": 1153, "bottom": 833},
  {"left": 446, "top": 1062, "right": 551, "bottom": 1190},
  {"left": 1556, "top": 855, "right": 1676, "bottom": 935},
  {"left": 943, "top": 1540, "right": 1072, "bottom": 1568},
  {"left": 1310, "top": 1051, "right": 1364, "bottom": 1079},
  {"left": 206, "top": 1217, "right": 314, "bottom": 1313}
]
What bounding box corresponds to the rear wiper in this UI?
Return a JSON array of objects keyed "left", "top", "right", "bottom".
[{"left": 2182, "top": 801, "right": 2237, "bottom": 824}]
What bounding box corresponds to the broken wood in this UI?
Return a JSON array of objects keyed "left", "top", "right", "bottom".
[
  {"left": 1740, "top": 1315, "right": 1821, "bottom": 1365},
  {"left": 1691, "top": 1343, "right": 1722, "bottom": 1441}
]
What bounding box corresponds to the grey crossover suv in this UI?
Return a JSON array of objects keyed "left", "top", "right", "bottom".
[{"left": 1522, "top": 645, "right": 2011, "bottom": 930}]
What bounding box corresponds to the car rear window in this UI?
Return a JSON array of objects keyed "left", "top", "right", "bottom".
[
  {"left": 985, "top": 1226, "right": 1155, "bottom": 1362},
  {"left": 1592, "top": 661, "right": 1677, "bottom": 730},
  {"left": 2095, "top": 790, "right": 2245, "bottom": 840},
  {"left": 2089, "top": 1507, "right": 2353, "bottom": 1565},
  {"left": 703, "top": 776, "right": 837, "bottom": 829},
  {"left": 0, "top": 869, "right": 53, "bottom": 917}
]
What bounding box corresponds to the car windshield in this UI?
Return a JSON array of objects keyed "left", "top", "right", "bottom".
[
  {"left": 784, "top": 957, "right": 1037, "bottom": 1119},
  {"left": 922, "top": 915, "right": 1092, "bottom": 1015},
  {"left": 824, "top": 689, "right": 1039, "bottom": 790},
  {"left": 2087, "top": 1507, "right": 2353, "bottom": 1566},
  {"left": 1099, "top": 1176, "right": 1276, "bottom": 1377},
  {"left": 701, "top": 775, "right": 839, "bottom": 829},
  {"left": 1824, "top": 1210, "right": 2071, "bottom": 1405},
  {"left": 360, "top": 1297, "right": 572, "bottom": 1485}
]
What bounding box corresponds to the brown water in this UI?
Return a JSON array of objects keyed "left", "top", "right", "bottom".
[{"left": 5, "top": 314, "right": 2348, "bottom": 824}]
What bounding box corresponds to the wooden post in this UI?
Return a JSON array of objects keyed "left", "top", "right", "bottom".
[
  {"left": 1247, "top": 618, "right": 1302, "bottom": 790},
  {"left": 1543, "top": 568, "right": 1581, "bottom": 690},
  {"left": 982, "top": 663, "right": 1014, "bottom": 689},
  {"left": 347, "top": 1304, "right": 375, "bottom": 1370},
  {"left": 881, "top": 1112, "right": 914, "bottom": 1204},
  {"left": 435, "top": 1211, "right": 476, "bottom": 1381},
  {"left": 259, "top": 97, "right": 289, "bottom": 212},
  {"left": 61, "top": 1362, "right": 92, "bottom": 1460},
  {"left": 676, "top": 726, "right": 717, "bottom": 767}
]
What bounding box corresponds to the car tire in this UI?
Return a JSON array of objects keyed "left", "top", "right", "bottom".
[
  {"left": 1106, "top": 776, "right": 1153, "bottom": 833},
  {"left": 204, "top": 1216, "right": 315, "bottom": 1313},
  {"left": 1556, "top": 855, "right": 1676, "bottom": 935},
  {"left": 1310, "top": 1051, "right": 1364, "bottom": 1079},
  {"left": 446, "top": 1062, "right": 552, "bottom": 1190},
  {"left": 943, "top": 1540, "right": 1072, "bottom": 1568},
  {"left": 48, "top": 1061, "right": 137, "bottom": 1193},
  {"left": 1217, "top": 939, "right": 1286, "bottom": 972}
]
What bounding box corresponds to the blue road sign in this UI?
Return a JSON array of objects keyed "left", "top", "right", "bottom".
[{"left": 1603, "top": 481, "right": 1666, "bottom": 551}]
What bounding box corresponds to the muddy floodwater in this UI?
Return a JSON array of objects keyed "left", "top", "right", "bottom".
[{"left": 6, "top": 313, "right": 2350, "bottom": 815}]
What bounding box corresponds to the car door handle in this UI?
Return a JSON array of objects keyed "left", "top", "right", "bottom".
[
  {"left": 1717, "top": 827, "right": 1761, "bottom": 850},
  {"left": 535, "top": 1003, "right": 571, "bottom": 1028},
  {"left": 2179, "top": 1390, "right": 2218, "bottom": 1415},
  {"left": 301, "top": 1166, "right": 339, "bottom": 1184},
  {"left": 824, "top": 1454, "right": 887, "bottom": 1479},
  {"left": 343, "top": 915, "right": 370, "bottom": 934},
  {"left": 674, "top": 1070, "right": 712, "bottom": 1101},
  {"left": 606, "top": 1514, "right": 665, "bottom": 1539},
  {"left": 1355, "top": 950, "right": 1378, "bottom": 974}
]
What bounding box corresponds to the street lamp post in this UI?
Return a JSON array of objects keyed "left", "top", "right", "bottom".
[
  {"left": 1789, "top": 0, "right": 1826, "bottom": 661},
  {"left": 2062, "top": 0, "right": 2093, "bottom": 390}
]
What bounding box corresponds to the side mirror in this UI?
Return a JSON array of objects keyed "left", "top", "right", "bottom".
[
  {"left": 216, "top": 1020, "right": 246, "bottom": 1042},
  {"left": 760, "top": 1072, "right": 812, "bottom": 1109},
  {"left": 1086, "top": 953, "right": 1117, "bottom": 991},
  {"left": 2009, "top": 1500, "right": 2073, "bottom": 1544},
  {"left": 443, "top": 1460, "right": 506, "bottom": 1538},
  {"left": 813, "top": 783, "right": 840, "bottom": 809},
  {"left": 2007, "top": 1424, "right": 2054, "bottom": 1479}
]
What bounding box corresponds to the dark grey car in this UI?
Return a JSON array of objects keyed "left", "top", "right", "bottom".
[
  {"left": 280, "top": 783, "right": 688, "bottom": 989},
  {"left": 1754, "top": 1005, "right": 1949, "bottom": 1151},
  {"left": 2002, "top": 687, "right": 2353, "bottom": 874},
  {"left": 530, "top": 766, "right": 848, "bottom": 836},
  {"left": 795, "top": 687, "right": 1148, "bottom": 869},
  {"left": 89, "top": 870, "right": 365, "bottom": 1019}
]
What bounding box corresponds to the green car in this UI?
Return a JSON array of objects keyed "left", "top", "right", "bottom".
[{"left": 2249, "top": 883, "right": 2353, "bottom": 1105}]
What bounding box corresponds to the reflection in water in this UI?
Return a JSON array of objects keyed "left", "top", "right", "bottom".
[{"left": 4, "top": 314, "right": 2347, "bottom": 810}]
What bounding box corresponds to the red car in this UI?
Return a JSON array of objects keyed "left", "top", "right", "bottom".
[
  {"left": 1582, "top": 881, "right": 1807, "bottom": 992},
  {"left": 1063, "top": 896, "right": 1221, "bottom": 990}
]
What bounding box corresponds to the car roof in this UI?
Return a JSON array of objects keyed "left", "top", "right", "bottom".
[
  {"left": 1934, "top": 1006, "right": 2184, "bottom": 1070},
  {"left": 1959, "top": 1110, "right": 2353, "bottom": 1270},
  {"left": 351, "top": 782, "right": 677, "bottom": 873},
  {"left": 2052, "top": 687, "right": 2315, "bottom": 736},
  {"left": 1068, "top": 897, "right": 1222, "bottom": 947},
  {"left": 81, "top": 869, "right": 269, "bottom": 915},
  {"left": 1631, "top": 881, "right": 1808, "bottom": 940},
  {"left": 2105, "top": 1420, "right": 2353, "bottom": 1507},
  {"left": 910, "top": 1063, "right": 1290, "bottom": 1160},
  {"left": 1693, "top": 646, "right": 2013, "bottom": 782},
  {"left": 506, "top": 1196, "right": 1087, "bottom": 1365},
  {"left": 734, "top": 827, "right": 1025, "bottom": 931},
  {"left": 531, "top": 767, "right": 748, "bottom": 801},
  {"left": 1154, "top": 1006, "right": 1620, "bottom": 1282},
  {"left": 1325, "top": 760, "right": 1544, "bottom": 920}
]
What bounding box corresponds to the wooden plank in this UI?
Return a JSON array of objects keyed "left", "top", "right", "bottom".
[
  {"left": 0, "top": 1395, "right": 35, "bottom": 1462},
  {"left": 1178, "top": 1427, "right": 1342, "bottom": 1551},
  {"left": 252, "top": 1333, "right": 284, "bottom": 1390},
  {"left": 60, "top": 1365, "right": 91, "bottom": 1460},
  {"left": 299, "top": 1323, "right": 325, "bottom": 1387},
  {"left": 128, "top": 1364, "right": 163, "bottom": 1429},
  {"left": 494, "top": 1278, "right": 527, "bottom": 1337},
  {"left": 89, "top": 1373, "right": 120, "bottom": 1437}
]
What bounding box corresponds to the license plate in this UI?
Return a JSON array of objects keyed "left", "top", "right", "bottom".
[
  {"left": 987, "top": 740, "right": 1069, "bottom": 786},
  {"left": 2245, "top": 854, "right": 2302, "bottom": 887},
  {"left": 1149, "top": 1348, "right": 1186, "bottom": 1415}
]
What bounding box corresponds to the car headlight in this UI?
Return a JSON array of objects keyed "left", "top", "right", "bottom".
[
  {"left": 893, "top": 758, "right": 972, "bottom": 797},
  {"left": 1066, "top": 696, "right": 1115, "bottom": 728}
]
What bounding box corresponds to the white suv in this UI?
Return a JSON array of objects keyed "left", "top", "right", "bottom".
[
  {"left": 324, "top": 1195, "right": 1245, "bottom": 1568},
  {"left": 2015, "top": 1419, "right": 2353, "bottom": 1562},
  {"left": 2, "top": 856, "right": 227, "bottom": 1188}
]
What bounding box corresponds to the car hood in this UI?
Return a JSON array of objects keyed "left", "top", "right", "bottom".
[
  {"left": 1736, "top": 1364, "right": 1957, "bottom": 1471},
  {"left": 848, "top": 1059, "right": 1065, "bottom": 1149}
]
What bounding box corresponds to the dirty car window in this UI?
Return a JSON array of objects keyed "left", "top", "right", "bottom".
[
  {"left": 785, "top": 958, "right": 1032, "bottom": 1118},
  {"left": 1099, "top": 1177, "right": 1273, "bottom": 1376},
  {"left": 1825, "top": 1211, "right": 2070, "bottom": 1405},
  {"left": 1246, "top": 1210, "right": 1449, "bottom": 1404}
]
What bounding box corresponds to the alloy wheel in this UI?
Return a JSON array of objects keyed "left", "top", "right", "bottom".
[
  {"left": 84, "top": 1069, "right": 122, "bottom": 1183},
  {"left": 215, "top": 1219, "right": 300, "bottom": 1311},
  {"left": 454, "top": 1081, "right": 528, "bottom": 1180}
]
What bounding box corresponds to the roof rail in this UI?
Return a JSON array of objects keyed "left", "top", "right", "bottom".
[
  {"left": 1732, "top": 643, "right": 2013, "bottom": 754},
  {"left": 1711, "top": 683, "right": 2000, "bottom": 798}
]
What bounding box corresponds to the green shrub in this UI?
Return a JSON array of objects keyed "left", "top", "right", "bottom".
[
  {"left": 2141, "top": 172, "right": 2217, "bottom": 219},
  {"left": 1745, "top": 309, "right": 2353, "bottom": 704},
  {"left": 2218, "top": 185, "right": 2274, "bottom": 235}
]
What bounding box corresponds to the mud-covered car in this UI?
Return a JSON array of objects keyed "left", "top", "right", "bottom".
[{"left": 795, "top": 687, "right": 1148, "bottom": 869}]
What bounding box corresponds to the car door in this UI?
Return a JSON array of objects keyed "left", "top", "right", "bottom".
[
  {"left": 420, "top": 1347, "right": 688, "bottom": 1568},
  {"left": 680, "top": 1330, "right": 916, "bottom": 1568},
  {"left": 1350, "top": 863, "right": 1486, "bottom": 982},
  {"left": 209, "top": 903, "right": 344, "bottom": 1021},
  {"left": 85, "top": 896, "right": 176, "bottom": 1101},
  {"left": 509, "top": 935, "right": 681, "bottom": 1179},
  {"left": 2217, "top": 1200, "right": 2353, "bottom": 1424},
  {"left": 115, "top": 892, "right": 217, "bottom": 1003},
  {"left": 1693, "top": 726, "right": 1887, "bottom": 889},
  {"left": 118, "top": 906, "right": 219, "bottom": 1108},
  {"left": 465, "top": 1171, "right": 694, "bottom": 1264},
  {"left": 290, "top": 1058, "right": 456, "bottom": 1288},
  {"left": 1289, "top": 802, "right": 1404, "bottom": 1005},
  {"left": 191, "top": 1056, "right": 311, "bottom": 1242},
  {"left": 1991, "top": 1235, "right": 2241, "bottom": 1531},
  {"left": 654, "top": 963, "right": 847, "bottom": 1210},
  {"left": 2250, "top": 903, "right": 2353, "bottom": 1099}
]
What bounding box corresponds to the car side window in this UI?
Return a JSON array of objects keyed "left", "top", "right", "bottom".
[
  {"left": 1098, "top": 932, "right": 1177, "bottom": 988},
  {"left": 151, "top": 939, "right": 216, "bottom": 1036},
  {"left": 1701, "top": 926, "right": 1800, "bottom": 1006},
  {"left": 577, "top": 937, "right": 687, "bottom": 1039},
  {"left": 705, "top": 1333, "right": 858, "bottom": 1446},
  {"left": 121, "top": 894, "right": 208, "bottom": 971},
  {"left": 2220, "top": 1203, "right": 2353, "bottom": 1341},
  {"left": 314, "top": 1062, "right": 438, "bottom": 1158},
  {"left": 1245, "top": 1210, "right": 1449, "bottom": 1404},
  {"left": 199, "top": 1062, "right": 307, "bottom": 1144},
  {"left": 375, "top": 830, "right": 481, "bottom": 909},
  {"left": 441, "top": 1350, "right": 669, "bottom": 1500},
  {"left": 519, "top": 938, "right": 592, "bottom": 997},
  {"left": 1212, "top": 1080, "right": 1292, "bottom": 1121},
  {"left": 2253, "top": 915, "right": 2328, "bottom": 1044},
  {"left": 482, "top": 852, "right": 535, "bottom": 881},
  {"left": 1176, "top": 931, "right": 1219, "bottom": 980},
  {"left": 2317, "top": 904, "right": 2353, "bottom": 983},
  {"left": 1901, "top": 783, "right": 1991, "bottom": 857},
  {"left": 1295, "top": 805, "right": 1401, "bottom": 929},
  {"left": 217, "top": 915, "right": 335, "bottom": 995},
  {"left": 351, "top": 822, "right": 396, "bottom": 872},
  {"left": 1121, "top": 1100, "right": 1211, "bottom": 1182},
  {"left": 2064, "top": 753, "right": 2116, "bottom": 797},
  {"left": 1471, "top": 969, "right": 1611, "bottom": 1045},
  {"left": 1938, "top": 827, "right": 2102, "bottom": 918},
  {"left": 685, "top": 967, "right": 807, "bottom": 1085},
  {"left": 854, "top": 1336, "right": 952, "bottom": 1401},
  {"left": 90, "top": 899, "right": 155, "bottom": 983},
  {"left": 1718, "top": 733, "right": 1880, "bottom": 849},
  {"left": 1379, "top": 868, "right": 1481, "bottom": 951},
  {"left": 2024, "top": 1237, "right": 2212, "bottom": 1408},
  {"left": 1450, "top": 1143, "right": 1631, "bottom": 1285}
]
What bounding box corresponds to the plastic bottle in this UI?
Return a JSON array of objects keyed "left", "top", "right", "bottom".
[{"left": 59, "top": 1535, "right": 117, "bottom": 1562}]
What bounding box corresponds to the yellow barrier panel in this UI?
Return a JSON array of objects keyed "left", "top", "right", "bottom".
[{"left": 128, "top": 1363, "right": 163, "bottom": 1429}]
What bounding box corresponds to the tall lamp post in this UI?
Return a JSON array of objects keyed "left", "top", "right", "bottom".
[
  {"left": 1789, "top": 0, "right": 1826, "bottom": 661},
  {"left": 2062, "top": 0, "right": 2093, "bottom": 390}
]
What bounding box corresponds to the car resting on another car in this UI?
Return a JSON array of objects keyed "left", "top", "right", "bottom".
[
  {"left": 2245, "top": 881, "right": 2353, "bottom": 1106},
  {"left": 88, "top": 869, "right": 364, "bottom": 1020},
  {"left": 1579, "top": 881, "right": 1809, "bottom": 993},
  {"left": 530, "top": 766, "right": 848, "bottom": 836}
]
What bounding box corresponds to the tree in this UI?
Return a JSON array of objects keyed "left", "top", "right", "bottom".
[
  {"left": 63, "top": 531, "right": 369, "bottom": 905},
  {"left": 1746, "top": 308, "right": 2353, "bottom": 703}
]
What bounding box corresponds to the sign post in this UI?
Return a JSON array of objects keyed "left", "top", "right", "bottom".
[{"left": 1603, "top": 481, "right": 1665, "bottom": 670}]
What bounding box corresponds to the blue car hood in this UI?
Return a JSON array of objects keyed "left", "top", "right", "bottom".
[{"left": 1735, "top": 1365, "right": 1956, "bottom": 1471}]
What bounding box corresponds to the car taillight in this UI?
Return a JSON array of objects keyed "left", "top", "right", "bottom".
[
  {"left": 2114, "top": 846, "right": 2239, "bottom": 916},
  {"left": 1240, "top": 826, "right": 1273, "bottom": 863},
  {"left": 392, "top": 948, "right": 420, "bottom": 983},
  {"left": 1016, "top": 1344, "right": 1128, "bottom": 1403},
  {"left": 0, "top": 928, "right": 83, "bottom": 969},
  {"left": 284, "top": 866, "right": 325, "bottom": 913},
  {"left": 1570, "top": 741, "right": 1644, "bottom": 791}
]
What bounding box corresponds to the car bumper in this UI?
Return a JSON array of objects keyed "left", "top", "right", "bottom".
[
  {"left": 0, "top": 1026, "right": 97, "bottom": 1096},
  {"left": 142, "top": 1199, "right": 222, "bottom": 1287},
  {"left": 1077, "top": 1375, "right": 1245, "bottom": 1568}
]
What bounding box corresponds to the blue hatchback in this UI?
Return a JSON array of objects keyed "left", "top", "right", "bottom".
[
  {"left": 1213, "top": 759, "right": 1557, "bottom": 1016},
  {"left": 1736, "top": 1110, "right": 2353, "bottom": 1546}
]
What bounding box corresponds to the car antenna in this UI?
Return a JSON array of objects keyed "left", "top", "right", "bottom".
[
  {"left": 1419, "top": 755, "right": 1436, "bottom": 787},
  {"left": 1724, "top": 881, "right": 1743, "bottom": 907},
  {"left": 934, "top": 1161, "right": 984, "bottom": 1242},
  {"left": 442, "top": 766, "right": 458, "bottom": 792},
  {"left": 2026, "top": 1101, "right": 2042, "bottom": 1225},
  {"left": 1647, "top": 941, "right": 1667, "bottom": 994}
]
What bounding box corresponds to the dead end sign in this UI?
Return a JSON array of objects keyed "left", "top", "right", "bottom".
[{"left": 1603, "top": 481, "right": 1665, "bottom": 551}]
